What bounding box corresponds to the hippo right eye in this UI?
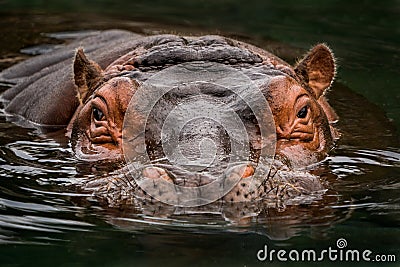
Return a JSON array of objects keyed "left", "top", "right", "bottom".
[
  {"left": 92, "top": 107, "right": 105, "bottom": 121},
  {"left": 297, "top": 105, "right": 308, "bottom": 119}
]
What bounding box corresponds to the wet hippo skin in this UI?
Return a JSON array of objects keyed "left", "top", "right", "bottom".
[{"left": 0, "top": 30, "right": 338, "bottom": 204}]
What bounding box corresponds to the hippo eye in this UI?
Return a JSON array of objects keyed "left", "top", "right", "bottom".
[
  {"left": 297, "top": 105, "right": 308, "bottom": 119},
  {"left": 92, "top": 107, "right": 105, "bottom": 121}
]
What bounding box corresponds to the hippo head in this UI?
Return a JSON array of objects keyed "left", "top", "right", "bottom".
[{"left": 67, "top": 42, "right": 337, "bottom": 169}]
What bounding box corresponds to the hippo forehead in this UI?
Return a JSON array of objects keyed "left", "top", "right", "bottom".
[
  {"left": 104, "top": 35, "right": 299, "bottom": 86},
  {"left": 113, "top": 35, "right": 263, "bottom": 68}
]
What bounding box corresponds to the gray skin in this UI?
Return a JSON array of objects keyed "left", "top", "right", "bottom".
[
  {"left": 0, "top": 30, "right": 338, "bottom": 205},
  {"left": 0, "top": 30, "right": 141, "bottom": 127}
]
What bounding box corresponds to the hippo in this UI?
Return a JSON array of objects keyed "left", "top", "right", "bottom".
[{"left": 0, "top": 30, "right": 338, "bottom": 206}]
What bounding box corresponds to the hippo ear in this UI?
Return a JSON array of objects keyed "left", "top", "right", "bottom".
[
  {"left": 294, "top": 44, "right": 336, "bottom": 99},
  {"left": 73, "top": 48, "right": 103, "bottom": 103}
]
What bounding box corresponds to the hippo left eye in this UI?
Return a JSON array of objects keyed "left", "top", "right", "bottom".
[
  {"left": 297, "top": 105, "right": 308, "bottom": 119},
  {"left": 92, "top": 107, "right": 105, "bottom": 121}
]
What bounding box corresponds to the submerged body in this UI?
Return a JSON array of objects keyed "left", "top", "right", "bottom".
[{"left": 0, "top": 30, "right": 338, "bottom": 204}]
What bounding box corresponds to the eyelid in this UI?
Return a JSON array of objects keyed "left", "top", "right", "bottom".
[
  {"left": 91, "top": 96, "right": 108, "bottom": 116},
  {"left": 294, "top": 95, "right": 310, "bottom": 113},
  {"left": 95, "top": 94, "right": 108, "bottom": 108}
]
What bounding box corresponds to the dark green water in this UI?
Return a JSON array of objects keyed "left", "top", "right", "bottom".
[{"left": 0, "top": 1, "right": 399, "bottom": 266}]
